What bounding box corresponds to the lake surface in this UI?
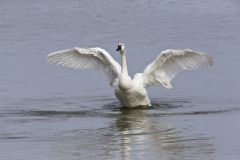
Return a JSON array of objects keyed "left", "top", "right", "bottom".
[{"left": 0, "top": 0, "right": 239, "bottom": 159}]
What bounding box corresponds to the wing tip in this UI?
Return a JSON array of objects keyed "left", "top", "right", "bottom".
[{"left": 161, "top": 81, "right": 173, "bottom": 89}]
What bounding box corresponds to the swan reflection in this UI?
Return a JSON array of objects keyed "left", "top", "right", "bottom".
[
  {"left": 114, "top": 104, "right": 214, "bottom": 160},
  {"left": 48, "top": 99, "right": 214, "bottom": 160}
]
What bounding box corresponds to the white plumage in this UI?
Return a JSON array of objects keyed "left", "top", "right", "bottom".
[
  {"left": 48, "top": 44, "right": 213, "bottom": 108},
  {"left": 142, "top": 49, "right": 213, "bottom": 88},
  {"left": 48, "top": 47, "right": 121, "bottom": 86}
]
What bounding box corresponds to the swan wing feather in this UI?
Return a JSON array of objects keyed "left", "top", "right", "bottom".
[
  {"left": 48, "top": 47, "right": 121, "bottom": 86},
  {"left": 142, "top": 49, "right": 213, "bottom": 88}
]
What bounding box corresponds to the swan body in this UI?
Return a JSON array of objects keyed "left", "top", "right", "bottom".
[
  {"left": 115, "top": 73, "right": 151, "bottom": 107},
  {"left": 48, "top": 43, "right": 213, "bottom": 108}
]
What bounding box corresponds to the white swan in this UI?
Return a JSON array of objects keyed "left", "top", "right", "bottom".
[{"left": 47, "top": 43, "right": 213, "bottom": 108}]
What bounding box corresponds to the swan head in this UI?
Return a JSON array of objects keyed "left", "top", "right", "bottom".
[{"left": 116, "top": 43, "right": 125, "bottom": 52}]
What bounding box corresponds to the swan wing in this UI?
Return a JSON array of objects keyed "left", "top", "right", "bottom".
[
  {"left": 142, "top": 49, "right": 213, "bottom": 88},
  {"left": 47, "top": 47, "right": 121, "bottom": 86}
]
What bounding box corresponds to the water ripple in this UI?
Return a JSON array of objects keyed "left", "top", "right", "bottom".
[{"left": 2, "top": 97, "right": 239, "bottom": 119}]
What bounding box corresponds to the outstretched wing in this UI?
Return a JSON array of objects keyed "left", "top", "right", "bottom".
[
  {"left": 142, "top": 49, "right": 213, "bottom": 88},
  {"left": 47, "top": 47, "right": 121, "bottom": 86}
]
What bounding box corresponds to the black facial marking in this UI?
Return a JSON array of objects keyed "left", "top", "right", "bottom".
[{"left": 116, "top": 45, "right": 121, "bottom": 51}]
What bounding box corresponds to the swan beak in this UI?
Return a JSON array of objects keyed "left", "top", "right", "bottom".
[{"left": 116, "top": 45, "right": 121, "bottom": 51}]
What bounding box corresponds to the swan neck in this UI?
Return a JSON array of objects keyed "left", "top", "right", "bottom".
[
  {"left": 118, "top": 49, "right": 131, "bottom": 89},
  {"left": 120, "top": 50, "right": 128, "bottom": 77}
]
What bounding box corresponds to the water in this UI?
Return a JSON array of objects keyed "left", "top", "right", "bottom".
[{"left": 0, "top": 0, "right": 239, "bottom": 159}]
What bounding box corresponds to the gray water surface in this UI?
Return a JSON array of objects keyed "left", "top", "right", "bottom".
[{"left": 0, "top": 0, "right": 240, "bottom": 160}]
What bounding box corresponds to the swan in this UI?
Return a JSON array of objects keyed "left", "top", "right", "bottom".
[{"left": 47, "top": 43, "right": 213, "bottom": 108}]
